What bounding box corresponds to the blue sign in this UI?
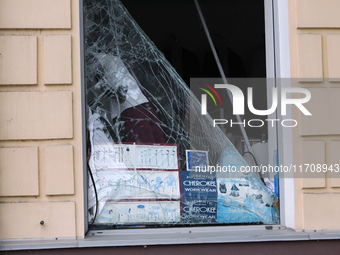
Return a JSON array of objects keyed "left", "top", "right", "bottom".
[
  {"left": 182, "top": 200, "right": 217, "bottom": 223},
  {"left": 181, "top": 171, "right": 217, "bottom": 223},
  {"left": 186, "top": 150, "right": 208, "bottom": 171},
  {"left": 181, "top": 171, "right": 217, "bottom": 199}
]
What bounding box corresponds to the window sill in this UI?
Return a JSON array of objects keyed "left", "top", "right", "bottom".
[{"left": 2, "top": 226, "right": 340, "bottom": 251}]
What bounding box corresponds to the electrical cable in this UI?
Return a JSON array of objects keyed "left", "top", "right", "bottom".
[
  {"left": 242, "top": 151, "right": 265, "bottom": 184},
  {"left": 85, "top": 160, "right": 99, "bottom": 236}
]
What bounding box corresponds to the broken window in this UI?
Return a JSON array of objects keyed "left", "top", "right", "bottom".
[{"left": 84, "top": 0, "right": 279, "bottom": 229}]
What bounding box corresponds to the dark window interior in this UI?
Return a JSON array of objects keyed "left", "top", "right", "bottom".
[{"left": 122, "top": 0, "right": 266, "bottom": 85}]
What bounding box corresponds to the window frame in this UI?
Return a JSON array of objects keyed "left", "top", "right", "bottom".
[{"left": 80, "top": 0, "right": 295, "bottom": 236}]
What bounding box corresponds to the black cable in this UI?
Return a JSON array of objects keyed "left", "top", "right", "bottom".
[
  {"left": 85, "top": 160, "right": 99, "bottom": 236},
  {"left": 242, "top": 151, "right": 265, "bottom": 184},
  {"left": 242, "top": 151, "right": 259, "bottom": 167}
]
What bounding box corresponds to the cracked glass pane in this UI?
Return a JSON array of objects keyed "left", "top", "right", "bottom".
[{"left": 85, "top": 0, "right": 279, "bottom": 229}]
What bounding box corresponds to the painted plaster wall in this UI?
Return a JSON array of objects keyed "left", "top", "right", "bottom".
[
  {"left": 288, "top": 0, "right": 340, "bottom": 230},
  {"left": 1, "top": 0, "right": 340, "bottom": 241},
  {"left": 0, "top": 0, "right": 84, "bottom": 239}
]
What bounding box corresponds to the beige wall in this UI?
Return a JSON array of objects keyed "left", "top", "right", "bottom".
[
  {"left": 1, "top": 0, "right": 340, "bottom": 241},
  {"left": 0, "top": 0, "right": 84, "bottom": 239},
  {"left": 288, "top": 0, "right": 340, "bottom": 230}
]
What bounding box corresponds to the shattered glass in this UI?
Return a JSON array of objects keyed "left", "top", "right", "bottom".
[{"left": 85, "top": 0, "right": 279, "bottom": 228}]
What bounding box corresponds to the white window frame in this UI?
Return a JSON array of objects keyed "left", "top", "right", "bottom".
[
  {"left": 272, "top": 0, "right": 295, "bottom": 230},
  {"left": 81, "top": 0, "right": 295, "bottom": 237}
]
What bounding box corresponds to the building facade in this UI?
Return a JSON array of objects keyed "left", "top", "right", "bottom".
[{"left": 1, "top": 0, "right": 340, "bottom": 253}]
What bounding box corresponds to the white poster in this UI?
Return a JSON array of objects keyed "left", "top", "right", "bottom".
[
  {"left": 89, "top": 143, "right": 179, "bottom": 171},
  {"left": 90, "top": 170, "right": 180, "bottom": 201},
  {"left": 96, "top": 201, "right": 181, "bottom": 224}
]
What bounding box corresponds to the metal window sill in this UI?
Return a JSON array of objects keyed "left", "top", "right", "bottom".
[{"left": 2, "top": 226, "right": 340, "bottom": 251}]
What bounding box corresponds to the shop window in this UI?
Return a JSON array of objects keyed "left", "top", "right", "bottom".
[{"left": 84, "top": 0, "right": 279, "bottom": 231}]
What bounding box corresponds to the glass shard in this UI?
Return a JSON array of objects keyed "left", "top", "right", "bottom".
[{"left": 84, "top": 0, "right": 279, "bottom": 228}]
